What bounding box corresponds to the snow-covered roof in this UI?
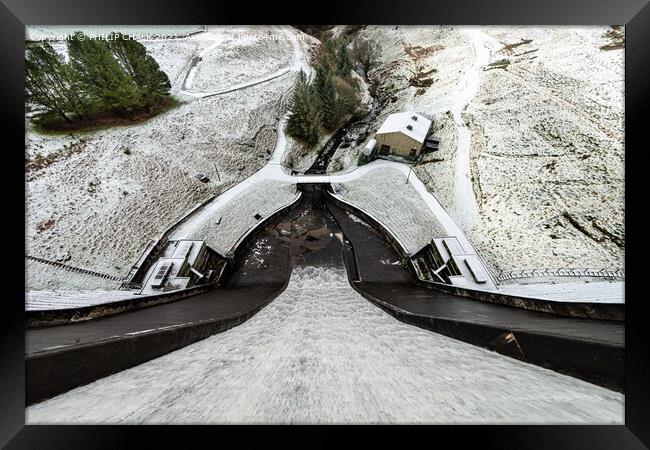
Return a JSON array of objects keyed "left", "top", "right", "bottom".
[{"left": 376, "top": 111, "right": 432, "bottom": 143}]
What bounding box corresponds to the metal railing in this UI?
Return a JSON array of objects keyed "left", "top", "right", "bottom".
[
  {"left": 26, "top": 255, "right": 123, "bottom": 282},
  {"left": 496, "top": 267, "right": 625, "bottom": 282}
]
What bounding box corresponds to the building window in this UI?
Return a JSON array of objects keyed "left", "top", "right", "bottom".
[
  {"left": 380, "top": 144, "right": 390, "bottom": 155},
  {"left": 410, "top": 148, "right": 417, "bottom": 156}
]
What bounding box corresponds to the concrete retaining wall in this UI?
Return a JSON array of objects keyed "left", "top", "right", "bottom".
[
  {"left": 26, "top": 281, "right": 219, "bottom": 329},
  {"left": 415, "top": 280, "right": 624, "bottom": 322},
  {"left": 326, "top": 189, "right": 414, "bottom": 261},
  {"left": 26, "top": 302, "right": 269, "bottom": 405},
  {"left": 326, "top": 190, "right": 624, "bottom": 321},
  {"left": 340, "top": 252, "right": 624, "bottom": 392}
]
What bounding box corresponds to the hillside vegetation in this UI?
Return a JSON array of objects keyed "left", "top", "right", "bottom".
[{"left": 26, "top": 32, "right": 173, "bottom": 132}]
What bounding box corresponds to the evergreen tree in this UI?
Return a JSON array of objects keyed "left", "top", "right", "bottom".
[
  {"left": 67, "top": 32, "right": 140, "bottom": 114},
  {"left": 287, "top": 70, "right": 322, "bottom": 145},
  {"left": 313, "top": 61, "right": 339, "bottom": 130},
  {"left": 301, "top": 93, "right": 322, "bottom": 145},
  {"left": 286, "top": 70, "right": 309, "bottom": 138},
  {"left": 335, "top": 38, "right": 352, "bottom": 78},
  {"left": 107, "top": 32, "right": 171, "bottom": 106},
  {"left": 322, "top": 38, "right": 338, "bottom": 70},
  {"left": 25, "top": 43, "right": 87, "bottom": 122}
]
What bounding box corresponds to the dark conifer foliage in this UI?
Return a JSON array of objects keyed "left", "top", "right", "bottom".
[
  {"left": 107, "top": 32, "right": 171, "bottom": 107},
  {"left": 313, "top": 61, "right": 339, "bottom": 130},
  {"left": 287, "top": 70, "right": 322, "bottom": 145},
  {"left": 26, "top": 31, "right": 172, "bottom": 128},
  {"left": 25, "top": 43, "right": 92, "bottom": 122},
  {"left": 275, "top": 34, "right": 381, "bottom": 146},
  {"left": 67, "top": 32, "right": 141, "bottom": 114}
]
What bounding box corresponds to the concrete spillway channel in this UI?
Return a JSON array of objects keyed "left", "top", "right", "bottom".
[
  {"left": 26, "top": 184, "right": 624, "bottom": 413},
  {"left": 25, "top": 184, "right": 343, "bottom": 405},
  {"left": 26, "top": 184, "right": 623, "bottom": 423},
  {"left": 25, "top": 215, "right": 292, "bottom": 405},
  {"left": 325, "top": 194, "right": 624, "bottom": 391}
]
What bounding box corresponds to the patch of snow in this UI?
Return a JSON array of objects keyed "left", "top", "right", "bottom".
[
  {"left": 333, "top": 166, "right": 445, "bottom": 254},
  {"left": 498, "top": 280, "right": 624, "bottom": 304},
  {"left": 345, "top": 211, "right": 370, "bottom": 227},
  {"left": 26, "top": 290, "right": 139, "bottom": 311},
  {"left": 171, "top": 179, "right": 299, "bottom": 256}
]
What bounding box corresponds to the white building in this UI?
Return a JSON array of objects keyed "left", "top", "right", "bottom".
[{"left": 375, "top": 111, "right": 434, "bottom": 158}]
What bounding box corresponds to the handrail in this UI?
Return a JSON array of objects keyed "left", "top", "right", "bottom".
[
  {"left": 496, "top": 267, "right": 625, "bottom": 282},
  {"left": 25, "top": 255, "right": 123, "bottom": 282}
]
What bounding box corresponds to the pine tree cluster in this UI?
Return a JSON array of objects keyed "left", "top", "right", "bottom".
[
  {"left": 26, "top": 31, "right": 171, "bottom": 125},
  {"left": 286, "top": 36, "right": 359, "bottom": 146}
]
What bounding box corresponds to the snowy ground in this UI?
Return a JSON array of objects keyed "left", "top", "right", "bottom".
[
  {"left": 462, "top": 27, "right": 624, "bottom": 274},
  {"left": 282, "top": 132, "right": 333, "bottom": 174},
  {"left": 26, "top": 289, "right": 139, "bottom": 311},
  {"left": 171, "top": 179, "right": 299, "bottom": 256},
  {"left": 190, "top": 27, "right": 293, "bottom": 93},
  {"left": 26, "top": 266, "right": 623, "bottom": 424},
  {"left": 25, "top": 258, "right": 123, "bottom": 292},
  {"left": 333, "top": 166, "right": 445, "bottom": 254},
  {"left": 498, "top": 280, "right": 624, "bottom": 304},
  {"left": 345, "top": 26, "right": 624, "bottom": 275},
  {"left": 25, "top": 26, "right": 306, "bottom": 292}
]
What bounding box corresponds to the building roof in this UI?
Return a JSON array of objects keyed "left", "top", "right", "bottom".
[
  {"left": 169, "top": 240, "right": 206, "bottom": 267},
  {"left": 376, "top": 111, "right": 432, "bottom": 143}
]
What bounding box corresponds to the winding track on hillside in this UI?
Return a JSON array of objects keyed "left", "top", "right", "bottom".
[{"left": 180, "top": 26, "right": 309, "bottom": 98}]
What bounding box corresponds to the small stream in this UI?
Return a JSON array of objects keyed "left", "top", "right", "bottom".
[{"left": 305, "top": 95, "right": 382, "bottom": 175}]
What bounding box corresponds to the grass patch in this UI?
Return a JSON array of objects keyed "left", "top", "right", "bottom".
[
  {"left": 403, "top": 44, "right": 444, "bottom": 61},
  {"left": 36, "top": 218, "right": 55, "bottom": 234},
  {"left": 410, "top": 66, "right": 437, "bottom": 91},
  {"left": 409, "top": 76, "right": 435, "bottom": 88},
  {"left": 502, "top": 38, "right": 533, "bottom": 52},
  {"left": 600, "top": 41, "right": 625, "bottom": 51},
  {"left": 600, "top": 25, "right": 625, "bottom": 51},
  {"left": 25, "top": 139, "right": 87, "bottom": 181},
  {"left": 32, "top": 95, "right": 180, "bottom": 134},
  {"left": 484, "top": 59, "right": 511, "bottom": 71}
]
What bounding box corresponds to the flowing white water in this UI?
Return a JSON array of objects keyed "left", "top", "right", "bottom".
[{"left": 27, "top": 267, "right": 623, "bottom": 424}]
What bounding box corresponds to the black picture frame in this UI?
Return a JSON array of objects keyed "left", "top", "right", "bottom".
[{"left": 2, "top": 0, "right": 647, "bottom": 447}]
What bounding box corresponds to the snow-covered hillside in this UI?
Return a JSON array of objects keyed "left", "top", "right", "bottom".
[
  {"left": 24, "top": 25, "right": 624, "bottom": 298},
  {"left": 25, "top": 26, "right": 310, "bottom": 288},
  {"left": 345, "top": 26, "right": 624, "bottom": 275}
]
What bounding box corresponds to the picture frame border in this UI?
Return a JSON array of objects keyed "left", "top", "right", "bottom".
[{"left": 2, "top": 0, "right": 646, "bottom": 446}]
